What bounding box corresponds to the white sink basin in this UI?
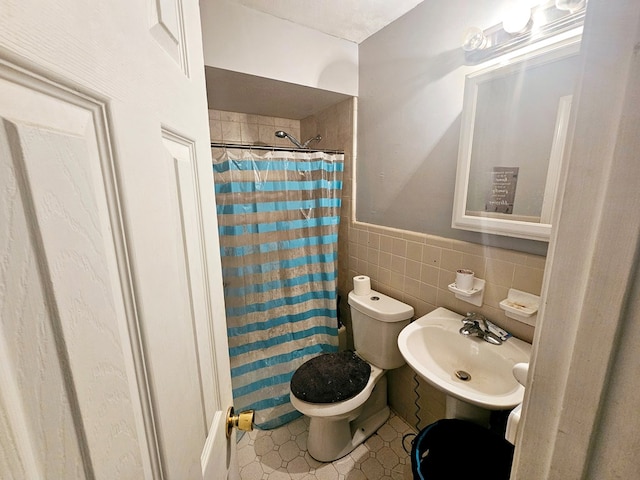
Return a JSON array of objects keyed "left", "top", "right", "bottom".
[{"left": 398, "top": 307, "right": 531, "bottom": 410}]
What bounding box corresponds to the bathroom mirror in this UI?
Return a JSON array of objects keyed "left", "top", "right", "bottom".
[{"left": 452, "top": 36, "right": 581, "bottom": 241}]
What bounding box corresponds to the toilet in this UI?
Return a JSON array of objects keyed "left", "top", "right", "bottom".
[{"left": 289, "top": 289, "right": 413, "bottom": 462}]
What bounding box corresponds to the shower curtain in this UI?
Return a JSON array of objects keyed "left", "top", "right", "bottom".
[{"left": 212, "top": 146, "right": 344, "bottom": 429}]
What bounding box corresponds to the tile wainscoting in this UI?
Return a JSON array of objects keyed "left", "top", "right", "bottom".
[{"left": 341, "top": 222, "right": 546, "bottom": 430}]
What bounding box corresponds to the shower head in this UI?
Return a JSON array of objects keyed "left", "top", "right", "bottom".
[
  {"left": 275, "top": 130, "right": 304, "bottom": 148},
  {"left": 275, "top": 130, "right": 322, "bottom": 149}
]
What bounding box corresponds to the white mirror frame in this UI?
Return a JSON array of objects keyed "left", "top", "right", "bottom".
[{"left": 452, "top": 35, "right": 581, "bottom": 241}]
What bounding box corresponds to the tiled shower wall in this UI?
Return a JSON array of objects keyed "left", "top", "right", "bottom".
[
  {"left": 300, "top": 99, "right": 356, "bottom": 305},
  {"left": 209, "top": 101, "right": 546, "bottom": 432},
  {"left": 208, "top": 109, "right": 301, "bottom": 147}
]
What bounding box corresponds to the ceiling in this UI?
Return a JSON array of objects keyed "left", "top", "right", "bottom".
[
  {"left": 227, "top": 0, "right": 425, "bottom": 43},
  {"left": 207, "top": 1, "right": 425, "bottom": 119}
]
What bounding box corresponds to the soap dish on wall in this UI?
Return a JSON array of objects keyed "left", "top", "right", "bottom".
[
  {"left": 448, "top": 278, "right": 485, "bottom": 307},
  {"left": 499, "top": 288, "right": 540, "bottom": 326}
]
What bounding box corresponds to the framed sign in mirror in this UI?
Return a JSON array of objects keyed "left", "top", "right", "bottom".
[{"left": 452, "top": 36, "right": 581, "bottom": 241}]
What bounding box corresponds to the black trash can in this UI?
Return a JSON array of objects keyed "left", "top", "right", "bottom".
[{"left": 411, "top": 419, "right": 515, "bottom": 479}]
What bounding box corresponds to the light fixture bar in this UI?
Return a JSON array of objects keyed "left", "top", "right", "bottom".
[{"left": 464, "top": 4, "right": 586, "bottom": 64}]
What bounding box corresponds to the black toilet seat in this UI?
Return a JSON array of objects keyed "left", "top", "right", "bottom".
[{"left": 290, "top": 351, "right": 371, "bottom": 404}]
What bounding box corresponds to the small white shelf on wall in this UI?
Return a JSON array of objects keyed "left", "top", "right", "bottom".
[
  {"left": 448, "top": 278, "right": 485, "bottom": 307},
  {"left": 499, "top": 288, "right": 540, "bottom": 326}
]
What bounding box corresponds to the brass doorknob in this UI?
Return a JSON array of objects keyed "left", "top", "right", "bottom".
[{"left": 226, "top": 407, "right": 254, "bottom": 438}]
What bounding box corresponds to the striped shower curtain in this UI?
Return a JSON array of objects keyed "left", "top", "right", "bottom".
[{"left": 212, "top": 146, "right": 343, "bottom": 429}]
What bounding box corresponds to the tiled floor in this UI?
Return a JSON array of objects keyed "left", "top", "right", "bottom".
[{"left": 237, "top": 412, "right": 416, "bottom": 480}]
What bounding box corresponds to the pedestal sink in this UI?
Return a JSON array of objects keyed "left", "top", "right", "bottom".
[{"left": 397, "top": 307, "right": 531, "bottom": 425}]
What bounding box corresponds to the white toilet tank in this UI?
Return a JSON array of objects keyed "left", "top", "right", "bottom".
[{"left": 348, "top": 290, "right": 414, "bottom": 369}]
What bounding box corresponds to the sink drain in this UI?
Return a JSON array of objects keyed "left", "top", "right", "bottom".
[{"left": 455, "top": 370, "right": 471, "bottom": 381}]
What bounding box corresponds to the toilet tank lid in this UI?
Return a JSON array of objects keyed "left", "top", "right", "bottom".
[{"left": 348, "top": 290, "right": 414, "bottom": 322}]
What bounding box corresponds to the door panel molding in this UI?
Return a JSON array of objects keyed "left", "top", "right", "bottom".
[
  {"left": 162, "top": 128, "right": 217, "bottom": 426},
  {"left": 149, "top": 0, "right": 190, "bottom": 76},
  {"left": 0, "top": 57, "right": 161, "bottom": 479}
]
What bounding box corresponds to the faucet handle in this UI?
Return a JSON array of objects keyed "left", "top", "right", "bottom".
[
  {"left": 463, "top": 312, "right": 483, "bottom": 322},
  {"left": 460, "top": 312, "right": 504, "bottom": 345},
  {"left": 461, "top": 314, "right": 481, "bottom": 331},
  {"left": 463, "top": 312, "right": 492, "bottom": 332}
]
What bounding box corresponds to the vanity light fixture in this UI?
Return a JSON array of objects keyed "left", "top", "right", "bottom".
[
  {"left": 555, "top": 0, "right": 586, "bottom": 13},
  {"left": 462, "top": 0, "right": 587, "bottom": 64}
]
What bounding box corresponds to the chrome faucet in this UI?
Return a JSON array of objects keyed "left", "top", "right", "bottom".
[{"left": 459, "top": 312, "right": 503, "bottom": 345}]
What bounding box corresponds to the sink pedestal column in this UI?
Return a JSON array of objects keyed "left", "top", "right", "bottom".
[{"left": 446, "top": 396, "right": 490, "bottom": 427}]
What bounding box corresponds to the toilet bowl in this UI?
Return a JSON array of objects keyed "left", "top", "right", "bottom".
[{"left": 289, "top": 289, "right": 413, "bottom": 462}]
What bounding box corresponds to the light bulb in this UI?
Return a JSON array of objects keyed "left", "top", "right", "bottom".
[
  {"left": 502, "top": 4, "right": 532, "bottom": 34},
  {"left": 462, "top": 27, "right": 487, "bottom": 52}
]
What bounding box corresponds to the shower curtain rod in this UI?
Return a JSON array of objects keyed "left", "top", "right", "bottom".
[{"left": 210, "top": 142, "right": 343, "bottom": 155}]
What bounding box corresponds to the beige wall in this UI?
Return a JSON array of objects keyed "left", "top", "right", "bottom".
[{"left": 209, "top": 103, "right": 546, "bottom": 432}]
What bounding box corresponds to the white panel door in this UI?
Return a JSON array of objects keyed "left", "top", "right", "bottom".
[{"left": 0, "top": 1, "right": 233, "bottom": 479}]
